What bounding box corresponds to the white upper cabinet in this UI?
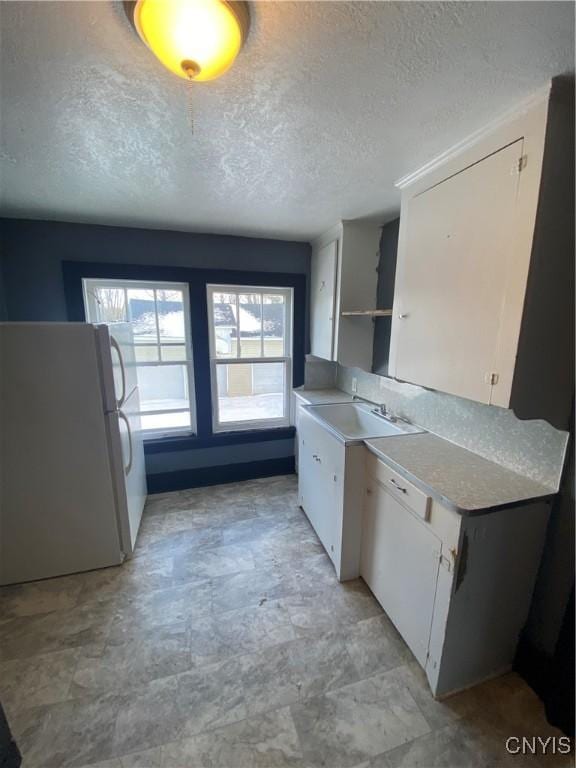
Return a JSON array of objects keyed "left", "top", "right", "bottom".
[
  {"left": 389, "top": 79, "right": 573, "bottom": 429},
  {"left": 393, "top": 140, "right": 523, "bottom": 405},
  {"left": 310, "top": 239, "right": 338, "bottom": 361},
  {"left": 310, "top": 221, "right": 381, "bottom": 370}
]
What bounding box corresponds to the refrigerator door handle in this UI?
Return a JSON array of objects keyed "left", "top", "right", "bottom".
[
  {"left": 110, "top": 336, "right": 126, "bottom": 408},
  {"left": 118, "top": 410, "right": 133, "bottom": 475}
]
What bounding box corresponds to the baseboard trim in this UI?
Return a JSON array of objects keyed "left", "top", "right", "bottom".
[{"left": 147, "top": 457, "right": 295, "bottom": 494}]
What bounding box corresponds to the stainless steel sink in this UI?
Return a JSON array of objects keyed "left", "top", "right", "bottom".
[{"left": 304, "top": 402, "right": 423, "bottom": 443}]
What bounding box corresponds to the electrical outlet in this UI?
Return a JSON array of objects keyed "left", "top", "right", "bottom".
[{"left": 351, "top": 377, "right": 358, "bottom": 393}]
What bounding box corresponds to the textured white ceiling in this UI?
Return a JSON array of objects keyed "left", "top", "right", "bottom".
[{"left": 0, "top": 1, "right": 574, "bottom": 240}]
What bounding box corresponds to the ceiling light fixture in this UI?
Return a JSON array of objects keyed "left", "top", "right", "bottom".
[
  {"left": 124, "top": 0, "right": 250, "bottom": 131},
  {"left": 124, "top": 0, "right": 250, "bottom": 82}
]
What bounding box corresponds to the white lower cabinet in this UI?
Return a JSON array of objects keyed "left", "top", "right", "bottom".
[
  {"left": 298, "top": 426, "right": 339, "bottom": 558},
  {"left": 297, "top": 408, "right": 364, "bottom": 581},
  {"left": 361, "top": 454, "right": 551, "bottom": 699},
  {"left": 361, "top": 481, "right": 441, "bottom": 668}
]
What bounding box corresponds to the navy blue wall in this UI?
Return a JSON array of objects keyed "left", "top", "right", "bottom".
[
  {"left": 0, "top": 219, "right": 310, "bottom": 321},
  {"left": 0, "top": 218, "right": 311, "bottom": 491}
]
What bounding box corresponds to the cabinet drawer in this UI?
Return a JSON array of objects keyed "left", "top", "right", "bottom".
[{"left": 366, "top": 452, "right": 430, "bottom": 521}]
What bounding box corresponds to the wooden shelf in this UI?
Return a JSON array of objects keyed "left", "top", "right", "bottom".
[{"left": 340, "top": 309, "right": 393, "bottom": 317}]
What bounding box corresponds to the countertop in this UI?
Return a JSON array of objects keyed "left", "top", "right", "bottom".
[
  {"left": 293, "top": 388, "right": 355, "bottom": 405},
  {"left": 293, "top": 387, "right": 556, "bottom": 514},
  {"left": 365, "top": 433, "right": 556, "bottom": 514}
]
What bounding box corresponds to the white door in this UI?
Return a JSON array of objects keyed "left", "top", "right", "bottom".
[
  {"left": 109, "top": 322, "right": 138, "bottom": 406},
  {"left": 95, "top": 323, "right": 136, "bottom": 413},
  {"left": 119, "top": 386, "right": 147, "bottom": 553},
  {"left": 361, "top": 481, "right": 441, "bottom": 667},
  {"left": 96, "top": 323, "right": 147, "bottom": 556},
  {"left": 299, "top": 435, "right": 339, "bottom": 558},
  {"left": 106, "top": 384, "right": 147, "bottom": 557},
  {"left": 311, "top": 240, "right": 338, "bottom": 360},
  {"left": 391, "top": 140, "right": 524, "bottom": 404},
  {"left": 297, "top": 410, "right": 342, "bottom": 569}
]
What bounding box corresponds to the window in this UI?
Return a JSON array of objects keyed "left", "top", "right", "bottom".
[
  {"left": 83, "top": 278, "right": 196, "bottom": 436},
  {"left": 207, "top": 284, "right": 293, "bottom": 431}
]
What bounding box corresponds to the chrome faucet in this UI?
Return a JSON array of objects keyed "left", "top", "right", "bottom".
[{"left": 372, "top": 402, "right": 398, "bottom": 423}]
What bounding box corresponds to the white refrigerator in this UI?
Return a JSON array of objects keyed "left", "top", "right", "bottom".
[{"left": 0, "top": 322, "right": 147, "bottom": 585}]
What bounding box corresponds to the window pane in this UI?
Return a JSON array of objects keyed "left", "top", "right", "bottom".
[
  {"left": 127, "top": 288, "right": 157, "bottom": 345},
  {"left": 157, "top": 290, "right": 185, "bottom": 342},
  {"left": 239, "top": 293, "right": 262, "bottom": 358},
  {"left": 136, "top": 364, "right": 189, "bottom": 413},
  {"left": 212, "top": 292, "right": 238, "bottom": 358},
  {"left": 84, "top": 279, "right": 195, "bottom": 434},
  {"left": 95, "top": 288, "right": 126, "bottom": 323},
  {"left": 134, "top": 344, "right": 159, "bottom": 363},
  {"left": 141, "top": 411, "right": 191, "bottom": 431},
  {"left": 216, "top": 362, "right": 285, "bottom": 423},
  {"left": 161, "top": 344, "right": 187, "bottom": 362},
  {"left": 263, "top": 294, "right": 286, "bottom": 356}
]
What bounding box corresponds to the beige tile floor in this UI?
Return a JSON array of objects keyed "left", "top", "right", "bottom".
[{"left": 0, "top": 475, "right": 570, "bottom": 768}]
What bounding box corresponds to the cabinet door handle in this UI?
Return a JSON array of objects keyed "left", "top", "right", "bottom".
[
  {"left": 398, "top": 313, "right": 409, "bottom": 319},
  {"left": 389, "top": 477, "right": 407, "bottom": 493}
]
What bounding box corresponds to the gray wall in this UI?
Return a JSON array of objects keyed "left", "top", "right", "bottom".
[
  {"left": 372, "top": 218, "right": 399, "bottom": 376},
  {"left": 0, "top": 218, "right": 311, "bottom": 485}
]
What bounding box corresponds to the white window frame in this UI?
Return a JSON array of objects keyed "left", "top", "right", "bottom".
[
  {"left": 207, "top": 284, "right": 293, "bottom": 433},
  {"left": 82, "top": 277, "right": 197, "bottom": 438}
]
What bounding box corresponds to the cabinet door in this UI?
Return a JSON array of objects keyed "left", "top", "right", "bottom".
[
  {"left": 392, "top": 140, "right": 523, "bottom": 404},
  {"left": 298, "top": 427, "right": 321, "bottom": 526},
  {"left": 299, "top": 435, "right": 338, "bottom": 555},
  {"left": 361, "top": 482, "right": 441, "bottom": 667},
  {"left": 297, "top": 411, "right": 341, "bottom": 562},
  {"left": 311, "top": 240, "right": 338, "bottom": 360}
]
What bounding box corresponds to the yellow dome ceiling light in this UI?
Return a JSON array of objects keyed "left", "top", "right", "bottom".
[
  {"left": 124, "top": 0, "right": 250, "bottom": 130},
  {"left": 125, "top": 0, "right": 250, "bottom": 82}
]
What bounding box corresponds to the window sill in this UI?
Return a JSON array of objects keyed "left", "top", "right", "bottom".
[
  {"left": 212, "top": 420, "right": 291, "bottom": 434},
  {"left": 143, "top": 425, "right": 296, "bottom": 454},
  {"left": 142, "top": 429, "right": 196, "bottom": 441}
]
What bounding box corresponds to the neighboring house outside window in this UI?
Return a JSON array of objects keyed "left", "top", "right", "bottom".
[
  {"left": 207, "top": 284, "right": 293, "bottom": 431},
  {"left": 83, "top": 278, "right": 196, "bottom": 436}
]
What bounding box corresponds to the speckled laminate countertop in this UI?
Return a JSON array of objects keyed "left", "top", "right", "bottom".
[
  {"left": 364, "top": 433, "right": 556, "bottom": 514},
  {"left": 293, "top": 388, "right": 355, "bottom": 405},
  {"left": 293, "top": 388, "right": 557, "bottom": 514}
]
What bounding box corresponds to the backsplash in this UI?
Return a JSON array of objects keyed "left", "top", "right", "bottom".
[
  {"left": 302, "top": 358, "right": 569, "bottom": 490},
  {"left": 304, "top": 355, "right": 339, "bottom": 389}
]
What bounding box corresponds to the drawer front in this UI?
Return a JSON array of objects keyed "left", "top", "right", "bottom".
[{"left": 366, "top": 452, "right": 430, "bottom": 520}]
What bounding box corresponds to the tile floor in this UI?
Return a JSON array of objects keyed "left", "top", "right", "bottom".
[{"left": 0, "top": 475, "right": 570, "bottom": 768}]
